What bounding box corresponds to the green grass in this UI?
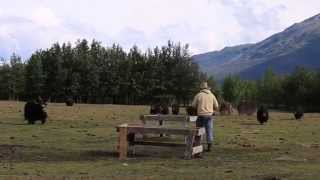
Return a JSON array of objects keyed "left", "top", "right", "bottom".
[{"left": 0, "top": 101, "right": 320, "bottom": 180}]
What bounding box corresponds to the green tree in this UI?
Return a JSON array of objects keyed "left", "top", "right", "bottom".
[
  {"left": 282, "top": 67, "right": 313, "bottom": 108},
  {"left": 241, "top": 80, "right": 258, "bottom": 102},
  {"left": 25, "top": 51, "right": 44, "bottom": 99},
  {"left": 0, "top": 59, "right": 11, "bottom": 99},
  {"left": 8, "top": 53, "right": 25, "bottom": 100},
  {"left": 0, "top": 39, "right": 211, "bottom": 105},
  {"left": 74, "top": 39, "right": 92, "bottom": 103},
  {"left": 222, "top": 75, "right": 242, "bottom": 104},
  {"left": 42, "top": 43, "right": 65, "bottom": 102}
]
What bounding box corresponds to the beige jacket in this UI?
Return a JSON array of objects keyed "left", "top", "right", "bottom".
[{"left": 192, "top": 89, "right": 219, "bottom": 116}]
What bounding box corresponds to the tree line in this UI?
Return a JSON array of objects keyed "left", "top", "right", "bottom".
[
  {"left": 221, "top": 67, "right": 320, "bottom": 112},
  {"left": 0, "top": 40, "right": 210, "bottom": 105},
  {"left": 1, "top": 39, "right": 319, "bottom": 111}
]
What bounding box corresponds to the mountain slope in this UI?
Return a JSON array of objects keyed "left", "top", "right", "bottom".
[{"left": 193, "top": 13, "right": 320, "bottom": 80}]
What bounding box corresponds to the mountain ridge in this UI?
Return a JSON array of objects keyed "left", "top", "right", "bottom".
[{"left": 193, "top": 13, "right": 320, "bottom": 80}]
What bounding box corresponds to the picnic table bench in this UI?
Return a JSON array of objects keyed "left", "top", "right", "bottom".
[{"left": 116, "top": 115, "right": 205, "bottom": 160}]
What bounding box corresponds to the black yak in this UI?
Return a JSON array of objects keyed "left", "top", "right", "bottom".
[
  {"left": 186, "top": 106, "right": 197, "bottom": 116},
  {"left": 294, "top": 107, "right": 304, "bottom": 120},
  {"left": 65, "top": 98, "right": 74, "bottom": 106},
  {"left": 150, "top": 104, "right": 161, "bottom": 114},
  {"left": 150, "top": 103, "right": 169, "bottom": 137},
  {"left": 257, "top": 105, "right": 269, "bottom": 125},
  {"left": 160, "top": 104, "right": 169, "bottom": 115},
  {"left": 150, "top": 104, "right": 169, "bottom": 115},
  {"left": 24, "top": 101, "right": 47, "bottom": 124},
  {"left": 172, "top": 104, "right": 180, "bottom": 115}
]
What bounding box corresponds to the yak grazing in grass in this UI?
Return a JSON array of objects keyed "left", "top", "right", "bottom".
[
  {"left": 171, "top": 104, "right": 180, "bottom": 115},
  {"left": 149, "top": 103, "right": 169, "bottom": 137},
  {"left": 150, "top": 104, "right": 170, "bottom": 115},
  {"left": 186, "top": 106, "right": 197, "bottom": 116},
  {"left": 150, "top": 104, "right": 162, "bottom": 114},
  {"left": 161, "top": 104, "right": 169, "bottom": 115},
  {"left": 65, "top": 98, "right": 74, "bottom": 106},
  {"left": 257, "top": 105, "right": 269, "bottom": 125},
  {"left": 24, "top": 101, "right": 47, "bottom": 124},
  {"left": 294, "top": 107, "right": 304, "bottom": 120}
]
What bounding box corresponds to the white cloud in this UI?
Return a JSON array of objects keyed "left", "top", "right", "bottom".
[
  {"left": 31, "top": 7, "right": 61, "bottom": 28},
  {"left": 0, "top": 0, "right": 320, "bottom": 58}
]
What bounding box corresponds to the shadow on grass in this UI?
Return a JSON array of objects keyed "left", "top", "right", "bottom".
[
  {"left": 81, "top": 150, "right": 118, "bottom": 158},
  {"left": 1, "top": 145, "right": 191, "bottom": 161},
  {"left": 0, "top": 144, "right": 119, "bottom": 162},
  {"left": 0, "top": 142, "right": 284, "bottom": 163},
  {"left": 240, "top": 122, "right": 261, "bottom": 126},
  {"left": 251, "top": 172, "right": 294, "bottom": 180},
  {"left": 278, "top": 118, "right": 295, "bottom": 121},
  {"left": 0, "top": 121, "right": 28, "bottom": 126}
]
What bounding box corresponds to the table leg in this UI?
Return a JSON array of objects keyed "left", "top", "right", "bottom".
[
  {"left": 184, "top": 134, "right": 194, "bottom": 159},
  {"left": 118, "top": 126, "right": 128, "bottom": 160}
]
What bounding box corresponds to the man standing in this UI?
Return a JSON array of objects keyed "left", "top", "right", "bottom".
[{"left": 192, "top": 82, "right": 219, "bottom": 152}]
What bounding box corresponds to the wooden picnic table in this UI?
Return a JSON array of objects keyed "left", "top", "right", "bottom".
[{"left": 116, "top": 114, "right": 205, "bottom": 160}]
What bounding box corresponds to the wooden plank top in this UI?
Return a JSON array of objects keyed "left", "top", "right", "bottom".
[
  {"left": 116, "top": 123, "right": 205, "bottom": 136},
  {"left": 133, "top": 141, "right": 186, "bottom": 147},
  {"left": 140, "top": 114, "right": 199, "bottom": 122}
]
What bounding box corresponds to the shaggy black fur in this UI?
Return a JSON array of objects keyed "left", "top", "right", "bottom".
[
  {"left": 65, "top": 98, "right": 74, "bottom": 106},
  {"left": 149, "top": 103, "right": 169, "bottom": 137},
  {"left": 171, "top": 104, "right": 180, "bottom": 115},
  {"left": 257, "top": 105, "right": 269, "bottom": 125},
  {"left": 150, "top": 104, "right": 162, "bottom": 114},
  {"left": 161, "top": 104, "right": 169, "bottom": 115},
  {"left": 186, "top": 106, "right": 197, "bottom": 116},
  {"left": 150, "top": 104, "right": 169, "bottom": 115},
  {"left": 24, "top": 101, "right": 47, "bottom": 124},
  {"left": 294, "top": 107, "right": 304, "bottom": 120}
]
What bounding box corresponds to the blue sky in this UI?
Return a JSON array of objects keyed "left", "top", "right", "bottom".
[{"left": 0, "top": 0, "right": 320, "bottom": 59}]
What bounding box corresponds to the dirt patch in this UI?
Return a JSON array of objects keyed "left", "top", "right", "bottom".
[
  {"left": 227, "top": 136, "right": 256, "bottom": 148},
  {"left": 253, "top": 175, "right": 282, "bottom": 180},
  {"left": 251, "top": 174, "right": 291, "bottom": 180},
  {"left": 0, "top": 144, "right": 37, "bottom": 161},
  {"left": 310, "top": 144, "right": 320, "bottom": 149},
  {"left": 0, "top": 145, "right": 15, "bottom": 160}
]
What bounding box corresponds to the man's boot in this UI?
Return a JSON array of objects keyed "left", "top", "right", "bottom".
[{"left": 206, "top": 143, "right": 212, "bottom": 152}]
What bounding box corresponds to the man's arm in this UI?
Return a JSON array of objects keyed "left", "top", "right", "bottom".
[
  {"left": 213, "top": 95, "right": 219, "bottom": 111},
  {"left": 191, "top": 94, "right": 198, "bottom": 108}
]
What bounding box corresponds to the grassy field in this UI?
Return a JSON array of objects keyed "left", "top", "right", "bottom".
[{"left": 0, "top": 101, "right": 320, "bottom": 180}]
